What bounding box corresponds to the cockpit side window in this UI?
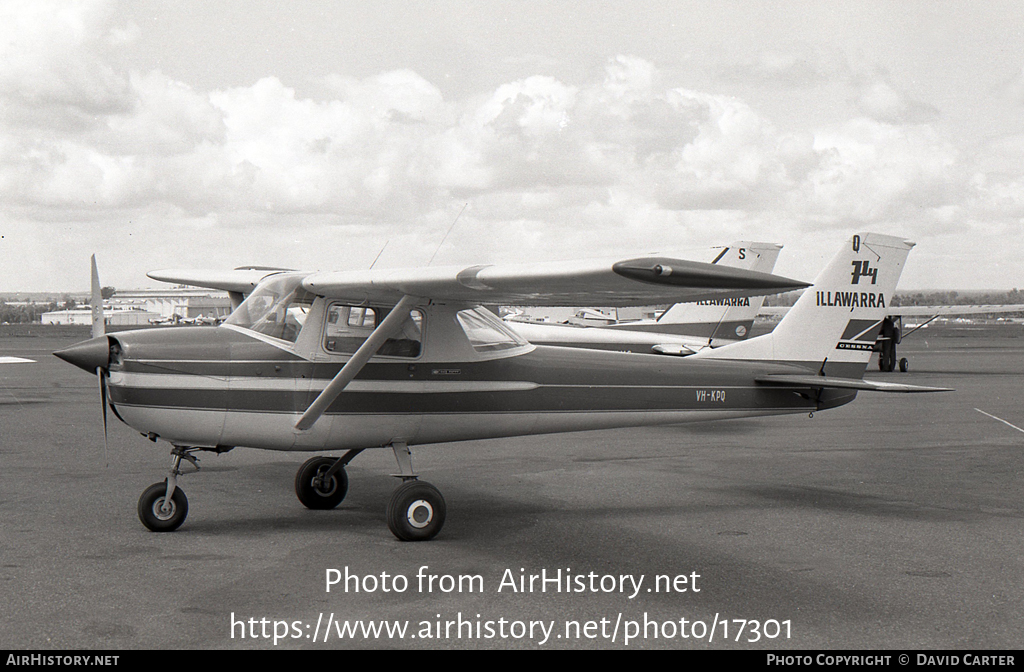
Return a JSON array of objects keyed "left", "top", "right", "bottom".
[{"left": 324, "top": 303, "right": 423, "bottom": 357}]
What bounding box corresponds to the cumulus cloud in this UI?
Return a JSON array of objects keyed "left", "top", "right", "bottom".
[
  {"left": 0, "top": 0, "right": 131, "bottom": 129},
  {"left": 806, "top": 120, "right": 961, "bottom": 222},
  {"left": 995, "top": 66, "right": 1024, "bottom": 105},
  {"left": 0, "top": 1, "right": 1019, "bottom": 290},
  {"left": 718, "top": 45, "right": 939, "bottom": 125},
  {"left": 852, "top": 73, "right": 940, "bottom": 125},
  {"left": 717, "top": 43, "right": 847, "bottom": 88}
]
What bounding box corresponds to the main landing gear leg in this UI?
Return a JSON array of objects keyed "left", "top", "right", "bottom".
[
  {"left": 294, "top": 449, "right": 364, "bottom": 509},
  {"left": 386, "top": 442, "right": 446, "bottom": 542},
  {"left": 878, "top": 316, "right": 908, "bottom": 372},
  {"left": 138, "top": 446, "right": 199, "bottom": 532}
]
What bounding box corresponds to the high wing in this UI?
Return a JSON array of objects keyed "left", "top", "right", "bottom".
[
  {"left": 300, "top": 256, "right": 808, "bottom": 306},
  {"left": 0, "top": 356, "right": 34, "bottom": 364}
]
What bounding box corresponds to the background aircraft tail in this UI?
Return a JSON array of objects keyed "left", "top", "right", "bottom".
[
  {"left": 652, "top": 241, "right": 782, "bottom": 342},
  {"left": 694, "top": 233, "right": 914, "bottom": 379}
]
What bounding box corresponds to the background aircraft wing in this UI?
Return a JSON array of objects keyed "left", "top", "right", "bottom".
[
  {"left": 301, "top": 256, "right": 808, "bottom": 306},
  {"left": 887, "top": 304, "right": 1024, "bottom": 317},
  {"left": 146, "top": 268, "right": 294, "bottom": 294},
  {"left": 759, "top": 304, "right": 1024, "bottom": 318}
]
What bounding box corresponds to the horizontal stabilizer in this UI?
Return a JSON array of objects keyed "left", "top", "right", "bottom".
[{"left": 755, "top": 374, "right": 952, "bottom": 393}]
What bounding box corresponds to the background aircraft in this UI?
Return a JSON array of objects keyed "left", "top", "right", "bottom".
[
  {"left": 759, "top": 302, "right": 1024, "bottom": 371},
  {"left": 55, "top": 236, "right": 944, "bottom": 541},
  {"left": 505, "top": 242, "right": 782, "bottom": 355}
]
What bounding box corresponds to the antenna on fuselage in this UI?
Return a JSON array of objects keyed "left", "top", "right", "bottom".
[{"left": 427, "top": 202, "right": 468, "bottom": 266}]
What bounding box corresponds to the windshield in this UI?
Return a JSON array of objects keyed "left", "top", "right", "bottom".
[{"left": 225, "top": 273, "right": 314, "bottom": 343}]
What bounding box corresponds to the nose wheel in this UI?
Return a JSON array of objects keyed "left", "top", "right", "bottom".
[
  {"left": 138, "top": 481, "right": 188, "bottom": 531},
  {"left": 138, "top": 446, "right": 198, "bottom": 532}
]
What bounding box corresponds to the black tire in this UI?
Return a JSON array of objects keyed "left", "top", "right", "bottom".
[
  {"left": 386, "top": 480, "right": 446, "bottom": 541},
  {"left": 138, "top": 481, "right": 188, "bottom": 532},
  {"left": 899, "top": 357, "right": 909, "bottom": 373},
  {"left": 295, "top": 457, "right": 348, "bottom": 509}
]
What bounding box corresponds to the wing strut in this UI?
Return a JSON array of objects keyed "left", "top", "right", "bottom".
[
  {"left": 897, "top": 314, "right": 940, "bottom": 340},
  {"left": 295, "top": 295, "right": 419, "bottom": 431}
]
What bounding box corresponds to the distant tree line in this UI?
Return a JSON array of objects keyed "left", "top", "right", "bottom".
[
  {"left": 889, "top": 289, "right": 1023, "bottom": 306},
  {"left": 0, "top": 288, "right": 116, "bottom": 324},
  {"left": 0, "top": 302, "right": 59, "bottom": 324}
]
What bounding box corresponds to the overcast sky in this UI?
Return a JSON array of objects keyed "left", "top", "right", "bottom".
[{"left": 3, "top": 0, "right": 1024, "bottom": 292}]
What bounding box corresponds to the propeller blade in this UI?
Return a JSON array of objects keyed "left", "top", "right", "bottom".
[
  {"left": 91, "top": 254, "right": 105, "bottom": 339},
  {"left": 97, "top": 367, "right": 109, "bottom": 467}
]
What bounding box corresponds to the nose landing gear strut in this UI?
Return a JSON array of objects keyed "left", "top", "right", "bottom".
[{"left": 137, "top": 446, "right": 200, "bottom": 532}]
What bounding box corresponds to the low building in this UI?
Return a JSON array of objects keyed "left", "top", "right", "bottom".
[
  {"left": 107, "top": 288, "right": 233, "bottom": 320},
  {"left": 41, "top": 307, "right": 162, "bottom": 327}
]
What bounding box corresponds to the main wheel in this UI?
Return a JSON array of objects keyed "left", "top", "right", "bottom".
[
  {"left": 138, "top": 481, "right": 188, "bottom": 532},
  {"left": 899, "top": 357, "right": 909, "bottom": 373},
  {"left": 295, "top": 457, "right": 348, "bottom": 509},
  {"left": 386, "top": 480, "right": 446, "bottom": 541}
]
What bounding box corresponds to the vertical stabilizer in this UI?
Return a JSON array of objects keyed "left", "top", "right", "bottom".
[
  {"left": 653, "top": 242, "right": 782, "bottom": 342},
  {"left": 694, "top": 233, "right": 914, "bottom": 379}
]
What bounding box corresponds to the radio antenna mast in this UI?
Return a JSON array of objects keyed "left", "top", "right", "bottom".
[
  {"left": 428, "top": 203, "right": 468, "bottom": 266},
  {"left": 369, "top": 240, "right": 389, "bottom": 270}
]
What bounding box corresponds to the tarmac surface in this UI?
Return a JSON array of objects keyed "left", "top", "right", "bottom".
[{"left": 1, "top": 323, "right": 1022, "bottom": 650}]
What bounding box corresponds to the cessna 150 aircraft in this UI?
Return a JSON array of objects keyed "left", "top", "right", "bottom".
[
  {"left": 54, "top": 233, "right": 947, "bottom": 541},
  {"left": 505, "top": 241, "right": 781, "bottom": 355}
]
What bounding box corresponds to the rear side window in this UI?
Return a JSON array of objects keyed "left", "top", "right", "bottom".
[{"left": 324, "top": 304, "right": 423, "bottom": 357}]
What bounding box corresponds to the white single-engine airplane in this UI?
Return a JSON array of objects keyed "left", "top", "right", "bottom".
[
  {"left": 505, "top": 241, "right": 782, "bottom": 355},
  {"left": 55, "top": 234, "right": 948, "bottom": 541}
]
